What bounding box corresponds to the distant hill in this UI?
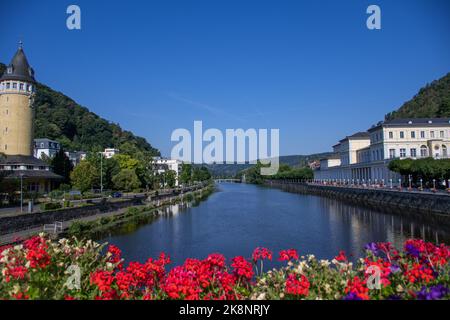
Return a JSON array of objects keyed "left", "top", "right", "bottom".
[
  {"left": 385, "top": 72, "right": 450, "bottom": 120},
  {"left": 0, "top": 63, "right": 160, "bottom": 157},
  {"left": 203, "top": 153, "right": 333, "bottom": 178}
]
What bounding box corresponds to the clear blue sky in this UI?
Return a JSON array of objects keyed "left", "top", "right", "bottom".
[{"left": 1, "top": 0, "right": 449, "bottom": 157}]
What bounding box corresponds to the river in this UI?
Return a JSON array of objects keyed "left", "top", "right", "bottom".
[{"left": 101, "top": 183, "right": 450, "bottom": 266}]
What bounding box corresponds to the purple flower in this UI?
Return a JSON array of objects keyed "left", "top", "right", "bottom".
[
  {"left": 343, "top": 292, "right": 364, "bottom": 300},
  {"left": 405, "top": 243, "right": 420, "bottom": 258},
  {"left": 364, "top": 242, "right": 379, "bottom": 255},
  {"left": 416, "top": 285, "right": 449, "bottom": 300},
  {"left": 390, "top": 264, "right": 401, "bottom": 273}
]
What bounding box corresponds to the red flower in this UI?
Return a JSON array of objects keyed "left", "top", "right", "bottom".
[
  {"left": 278, "top": 249, "right": 299, "bottom": 261},
  {"left": 252, "top": 247, "right": 273, "bottom": 262},
  {"left": 285, "top": 273, "right": 310, "bottom": 297},
  {"left": 231, "top": 256, "right": 253, "bottom": 280},
  {"left": 344, "top": 276, "right": 369, "bottom": 300},
  {"left": 335, "top": 250, "right": 347, "bottom": 262}
]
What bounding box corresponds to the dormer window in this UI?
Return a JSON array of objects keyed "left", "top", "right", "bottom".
[{"left": 7, "top": 67, "right": 12, "bottom": 74}]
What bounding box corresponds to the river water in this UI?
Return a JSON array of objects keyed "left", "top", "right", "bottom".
[{"left": 102, "top": 183, "right": 449, "bottom": 266}]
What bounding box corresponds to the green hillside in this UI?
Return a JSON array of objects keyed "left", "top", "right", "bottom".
[
  {"left": 385, "top": 72, "right": 450, "bottom": 120},
  {"left": 0, "top": 63, "right": 160, "bottom": 158},
  {"left": 204, "top": 153, "right": 332, "bottom": 178}
]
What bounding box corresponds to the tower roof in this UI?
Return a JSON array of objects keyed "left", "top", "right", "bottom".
[{"left": 0, "top": 43, "right": 36, "bottom": 83}]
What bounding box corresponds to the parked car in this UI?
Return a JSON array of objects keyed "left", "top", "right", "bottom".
[{"left": 111, "top": 192, "right": 122, "bottom": 198}]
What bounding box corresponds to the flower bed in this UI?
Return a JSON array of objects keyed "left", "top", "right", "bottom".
[{"left": 0, "top": 235, "right": 448, "bottom": 300}]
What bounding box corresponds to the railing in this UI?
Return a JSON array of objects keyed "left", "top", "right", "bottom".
[{"left": 43, "top": 221, "right": 63, "bottom": 234}]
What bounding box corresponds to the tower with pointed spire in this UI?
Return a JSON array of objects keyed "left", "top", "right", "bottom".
[{"left": 0, "top": 43, "right": 36, "bottom": 156}]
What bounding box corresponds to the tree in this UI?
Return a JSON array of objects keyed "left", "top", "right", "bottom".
[
  {"left": 179, "top": 163, "right": 192, "bottom": 185},
  {"left": 112, "top": 169, "right": 141, "bottom": 191},
  {"left": 70, "top": 161, "right": 97, "bottom": 193},
  {"left": 51, "top": 149, "right": 73, "bottom": 184},
  {"left": 164, "top": 170, "right": 177, "bottom": 188}
]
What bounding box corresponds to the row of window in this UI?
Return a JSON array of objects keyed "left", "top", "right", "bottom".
[
  {"left": 0, "top": 81, "right": 34, "bottom": 93},
  {"left": 388, "top": 145, "right": 448, "bottom": 159},
  {"left": 387, "top": 130, "right": 447, "bottom": 140},
  {"left": 0, "top": 165, "right": 48, "bottom": 170}
]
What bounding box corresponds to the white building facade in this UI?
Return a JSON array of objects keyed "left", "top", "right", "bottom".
[
  {"left": 33, "top": 138, "right": 61, "bottom": 159},
  {"left": 314, "top": 118, "right": 450, "bottom": 184},
  {"left": 153, "top": 157, "right": 183, "bottom": 186}
]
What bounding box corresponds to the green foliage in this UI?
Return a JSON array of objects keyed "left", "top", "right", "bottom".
[
  {"left": 51, "top": 149, "right": 73, "bottom": 184},
  {"left": 388, "top": 158, "right": 450, "bottom": 182},
  {"left": 164, "top": 170, "right": 177, "bottom": 188},
  {"left": 239, "top": 162, "right": 313, "bottom": 184},
  {"left": 192, "top": 166, "right": 212, "bottom": 182},
  {"left": 40, "top": 202, "right": 62, "bottom": 211},
  {"left": 179, "top": 163, "right": 192, "bottom": 185},
  {"left": 112, "top": 168, "right": 141, "bottom": 191},
  {"left": 70, "top": 161, "right": 97, "bottom": 193},
  {"left": 386, "top": 72, "right": 450, "bottom": 120}
]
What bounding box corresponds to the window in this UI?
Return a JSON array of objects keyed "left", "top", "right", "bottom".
[
  {"left": 420, "top": 146, "right": 428, "bottom": 157},
  {"left": 420, "top": 131, "right": 425, "bottom": 138},
  {"left": 443, "top": 145, "right": 448, "bottom": 157},
  {"left": 389, "top": 132, "right": 393, "bottom": 139},
  {"left": 440, "top": 131, "right": 444, "bottom": 138},
  {"left": 431, "top": 131, "right": 435, "bottom": 138},
  {"left": 389, "top": 149, "right": 396, "bottom": 159},
  {"left": 400, "top": 131, "right": 405, "bottom": 139},
  {"left": 400, "top": 148, "right": 406, "bottom": 158},
  {"left": 19, "top": 83, "right": 24, "bottom": 91},
  {"left": 7, "top": 67, "right": 12, "bottom": 74},
  {"left": 411, "top": 131, "right": 416, "bottom": 139},
  {"left": 12, "top": 82, "right": 17, "bottom": 89},
  {"left": 410, "top": 148, "right": 417, "bottom": 158},
  {"left": 5, "top": 83, "right": 10, "bottom": 89}
]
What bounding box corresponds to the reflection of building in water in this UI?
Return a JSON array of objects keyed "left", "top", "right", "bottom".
[{"left": 319, "top": 197, "right": 447, "bottom": 247}]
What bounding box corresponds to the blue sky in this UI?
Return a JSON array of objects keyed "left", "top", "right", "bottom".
[{"left": 1, "top": 0, "right": 450, "bottom": 157}]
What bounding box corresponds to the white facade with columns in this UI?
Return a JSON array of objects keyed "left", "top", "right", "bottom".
[{"left": 314, "top": 118, "right": 450, "bottom": 184}]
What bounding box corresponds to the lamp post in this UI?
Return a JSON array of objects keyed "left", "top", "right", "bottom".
[
  {"left": 19, "top": 173, "right": 24, "bottom": 213},
  {"left": 420, "top": 178, "right": 423, "bottom": 190},
  {"left": 98, "top": 152, "right": 104, "bottom": 194},
  {"left": 408, "top": 175, "right": 412, "bottom": 190},
  {"left": 433, "top": 179, "right": 436, "bottom": 190},
  {"left": 389, "top": 179, "right": 393, "bottom": 189}
]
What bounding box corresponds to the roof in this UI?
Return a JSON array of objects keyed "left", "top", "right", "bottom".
[
  {"left": 34, "top": 138, "right": 60, "bottom": 149},
  {"left": 320, "top": 154, "right": 340, "bottom": 161},
  {"left": 339, "top": 131, "right": 370, "bottom": 142},
  {"left": 369, "top": 118, "right": 450, "bottom": 131},
  {"left": 0, "top": 155, "right": 49, "bottom": 167},
  {"left": 0, "top": 45, "right": 36, "bottom": 83},
  {"left": 2, "top": 170, "right": 63, "bottom": 180}
]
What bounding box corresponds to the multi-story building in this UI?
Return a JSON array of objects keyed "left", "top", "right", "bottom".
[
  {"left": 102, "top": 148, "right": 119, "bottom": 159},
  {"left": 65, "top": 151, "right": 87, "bottom": 166},
  {"left": 152, "top": 157, "right": 182, "bottom": 186},
  {"left": 33, "top": 138, "right": 61, "bottom": 159},
  {"left": 314, "top": 118, "right": 450, "bottom": 183},
  {"left": 0, "top": 43, "right": 62, "bottom": 192}
]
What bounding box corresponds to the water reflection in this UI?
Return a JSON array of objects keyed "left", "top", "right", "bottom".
[{"left": 101, "top": 183, "right": 449, "bottom": 266}]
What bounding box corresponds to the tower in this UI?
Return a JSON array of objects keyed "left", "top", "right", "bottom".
[{"left": 0, "top": 43, "right": 36, "bottom": 156}]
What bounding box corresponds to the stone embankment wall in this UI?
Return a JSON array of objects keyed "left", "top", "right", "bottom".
[
  {"left": 265, "top": 181, "right": 450, "bottom": 228},
  {"left": 0, "top": 184, "right": 207, "bottom": 235}
]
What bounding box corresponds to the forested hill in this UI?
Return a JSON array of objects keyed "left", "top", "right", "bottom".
[
  {"left": 385, "top": 72, "right": 450, "bottom": 120},
  {"left": 0, "top": 63, "right": 160, "bottom": 157}
]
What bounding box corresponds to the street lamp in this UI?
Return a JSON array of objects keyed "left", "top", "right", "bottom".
[{"left": 19, "top": 173, "right": 24, "bottom": 213}]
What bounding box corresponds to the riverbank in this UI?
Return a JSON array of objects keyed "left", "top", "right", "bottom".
[
  {"left": 0, "top": 183, "right": 214, "bottom": 245},
  {"left": 265, "top": 181, "right": 450, "bottom": 229},
  {"left": 65, "top": 184, "right": 215, "bottom": 240}
]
